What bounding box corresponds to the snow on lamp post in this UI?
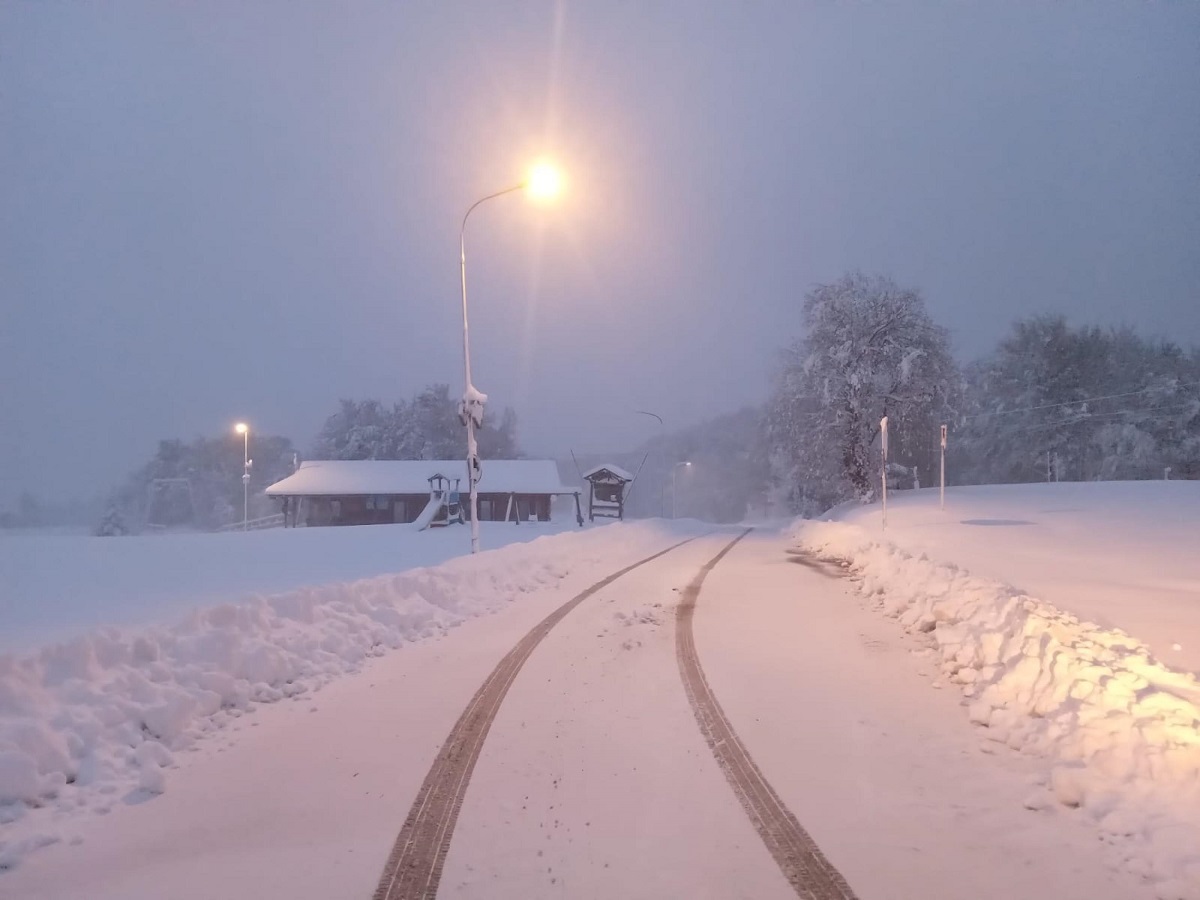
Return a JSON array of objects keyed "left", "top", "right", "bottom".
[
  {"left": 458, "top": 161, "right": 562, "bottom": 554},
  {"left": 672, "top": 461, "right": 691, "bottom": 519},
  {"left": 234, "top": 422, "right": 251, "bottom": 532}
]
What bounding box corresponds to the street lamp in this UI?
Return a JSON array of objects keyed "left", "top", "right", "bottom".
[
  {"left": 458, "top": 161, "right": 563, "bottom": 554},
  {"left": 672, "top": 461, "right": 691, "bottom": 519},
  {"left": 234, "top": 422, "right": 251, "bottom": 531}
]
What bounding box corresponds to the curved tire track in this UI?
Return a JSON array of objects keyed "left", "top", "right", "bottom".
[
  {"left": 372, "top": 534, "right": 701, "bottom": 900},
  {"left": 676, "top": 529, "right": 860, "bottom": 900}
]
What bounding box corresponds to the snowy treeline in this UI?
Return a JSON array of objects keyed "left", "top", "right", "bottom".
[
  {"left": 310, "top": 384, "right": 519, "bottom": 462},
  {"left": 108, "top": 433, "right": 298, "bottom": 531},
  {"left": 763, "top": 275, "right": 1200, "bottom": 516},
  {"left": 957, "top": 316, "right": 1200, "bottom": 484}
]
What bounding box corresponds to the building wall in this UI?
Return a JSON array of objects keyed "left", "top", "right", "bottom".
[{"left": 290, "top": 492, "right": 557, "bottom": 527}]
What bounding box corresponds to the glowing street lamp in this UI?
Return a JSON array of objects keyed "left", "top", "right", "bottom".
[
  {"left": 672, "top": 461, "right": 692, "bottom": 519},
  {"left": 234, "top": 422, "right": 251, "bottom": 531},
  {"left": 526, "top": 162, "right": 563, "bottom": 202},
  {"left": 458, "top": 161, "right": 563, "bottom": 554}
]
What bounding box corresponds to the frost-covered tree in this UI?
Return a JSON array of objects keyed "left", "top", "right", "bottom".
[
  {"left": 406, "top": 384, "right": 465, "bottom": 459},
  {"left": 312, "top": 399, "right": 392, "bottom": 460},
  {"left": 478, "top": 406, "right": 520, "bottom": 460},
  {"left": 110, "top": 432, "right": 298, "bottom": 530},
  {"left": 959, "top": 317, "right": 1200, "bottom": 483},
  {"left": 311, "top": 385, "right": 520, "bottom": 463},
  {"left": 767, "top": 273, "right": 959, "bottom": 511},
  {"left": 94, "top": 503, "right": 130, "bottom": 536}
]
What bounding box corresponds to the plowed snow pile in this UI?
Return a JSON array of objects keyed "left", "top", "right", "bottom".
[{"left": 794, "top": 483, "right": 1200, "bottom": 898}]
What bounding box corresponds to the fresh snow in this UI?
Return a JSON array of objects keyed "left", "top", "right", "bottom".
[
  {"left": 796, "top": 481, "right": 1200, "bottom": 897},
  {"left": 0, "top": 521, "right": 708, "bottom": 874},
  {"left": 1, "top": 482, "right": 1196, "bottom": 897},
  {"left": 0, "top": 521, "right": 577, "bottom": 652},
  {"left": 838, "top": 481, "right": 1200, "bottom": 674}
]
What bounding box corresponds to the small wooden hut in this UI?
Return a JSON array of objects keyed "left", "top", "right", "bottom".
[{"left": 581, "top": 464, "right": 634, "bottom": 522}]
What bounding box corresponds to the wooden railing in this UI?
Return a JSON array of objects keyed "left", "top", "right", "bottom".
[{"left": 216, "top": 513, "right": 285, "bottom": 532}]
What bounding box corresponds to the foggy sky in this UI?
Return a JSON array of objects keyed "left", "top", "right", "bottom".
[{"left": 3, "top": 2, "right": 1198, "bottom": 505}]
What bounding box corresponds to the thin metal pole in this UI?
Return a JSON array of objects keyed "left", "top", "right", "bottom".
[
  {"left": 880, "top": 416, "right": 889, "bottom": 530},
  {"left": 940, "top": 446, "right": 945, "bottom": 510},
  {"left": 672, "top": 466, "right": 677, "bottom": 519},
  {"left": 459, "top": 184, "right": 523, "bottom": 554},
  {"left": 939, "top": 424, "right": 947, "bottom": 511}
]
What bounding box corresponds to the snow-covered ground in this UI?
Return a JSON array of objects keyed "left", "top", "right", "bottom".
[
  {"left": 0, "top": 521, "right": 693, "bottom": 872},
  {"left": 0, "top": 522, "right": 576, "bottom": 652},
  {"left": 0, "top": 523, "right": 1161, "bottom": 899},
  {"left": 1, "top": 483, "right": 1197, "bottom": 897},
  {"left": 797, "top": 481, "right": 1200, "bottom": 897}
]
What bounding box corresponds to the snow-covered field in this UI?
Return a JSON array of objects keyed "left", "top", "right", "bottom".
[
  {"left": 0, "top": 522, "right": 576, "bottom": 652},
  {"left": 796, "top": 481, "right": 1200, "bottom": 897}
]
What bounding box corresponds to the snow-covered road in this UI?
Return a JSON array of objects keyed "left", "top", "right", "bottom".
[
  {"left": 697, "top": 532, "right": 1152, "bottom": 900},
  {"left": 0, "top": 525, "right": 1154, "bottom": 900}
]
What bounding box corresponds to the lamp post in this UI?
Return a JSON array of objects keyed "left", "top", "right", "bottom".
[
  {"left": 458, "top": 162, "right": 562, "bottom": 554},
  {"left": 235, "top": 422, "right": 250, "bottom": 531},
  {"left": 671, "top": 461, "right": 691, "bottom": 519}
]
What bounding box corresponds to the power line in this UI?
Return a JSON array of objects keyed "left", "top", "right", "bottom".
[
  {"left": 991, "top": 405, "right": 1198, "bottom": 439},
  {"left": 962, "top": 379, "right": 1200, "bottom": 422}
]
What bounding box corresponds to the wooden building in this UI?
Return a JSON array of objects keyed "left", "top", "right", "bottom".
[{"left": 265, "top": 459, "right": 579, "bottom": 528}]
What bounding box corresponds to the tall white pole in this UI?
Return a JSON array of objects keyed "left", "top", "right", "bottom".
[
  {"left": 939, "top": 424, "right": 947, "bottom": 511},
  {"left": 880, "top": 416, "right": 889, "bottom": 530},
  {"left": 459, "top": 185, "right": 523, "bottom": 554},
  {"left": 460, "top": 229, "right": 480, "bottom": 555}
]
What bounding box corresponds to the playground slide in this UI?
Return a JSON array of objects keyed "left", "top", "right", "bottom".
[{"left": 412, "top": 496, "right": 445, "bottom": 531}]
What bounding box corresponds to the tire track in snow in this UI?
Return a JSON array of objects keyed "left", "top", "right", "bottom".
[
  {"left": 372, "top": 534, "right": 702, "bottom": 900},
  {"left": 677, "top": 530, "right": 860, "bottom": 900}
]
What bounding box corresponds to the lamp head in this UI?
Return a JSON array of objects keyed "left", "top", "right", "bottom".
[{"left": 525, "top": 161, "right": 562, "bottom": 202}]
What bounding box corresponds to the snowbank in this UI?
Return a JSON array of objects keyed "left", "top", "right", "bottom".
[
  {"left": 0, "top": 522, "right": 689, "bottom": 870},
  {"left": 794, "top": 519, "right": 1200, "bottom": 898},
  {"left": 0, "top": 520, "right": 580, "bottom": 652},
  {"left": 833, "top": 481, "right": 1200, "bottom": 675}
]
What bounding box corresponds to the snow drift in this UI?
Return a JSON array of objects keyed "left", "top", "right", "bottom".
[
  {"left": 0, "top": 522, "right": 688, "bottom": 870},
  {"left": 794, "top": 519, "right": 1200, "bottom": 898}
]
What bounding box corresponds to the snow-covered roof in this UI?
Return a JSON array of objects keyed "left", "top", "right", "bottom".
[
  {"left": 266, "top": 460, "right": 576, "bottom": 497},
  {"left": 581, "top": 463, "right": 634, "bottom": 482}
]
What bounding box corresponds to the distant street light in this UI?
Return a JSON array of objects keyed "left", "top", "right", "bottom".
[
  {"left": 672, "top": 461, "right": 692, "bottom": 519},
  {"left": 458, "top": 161, "right": 563, "bottom": 554},
  {"left": 235, "top": 422, "right": 251, "bottom": 531}
]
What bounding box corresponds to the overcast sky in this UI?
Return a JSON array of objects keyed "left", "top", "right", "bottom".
[{"left": 3, "top": 2, "right": 1198, "bottom": 505}]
